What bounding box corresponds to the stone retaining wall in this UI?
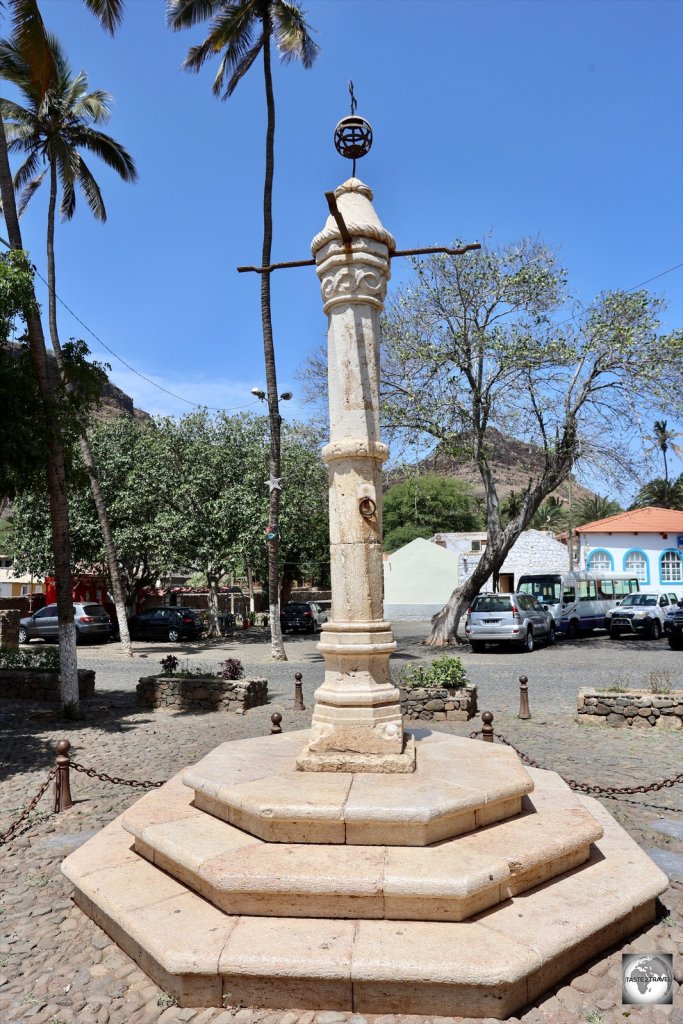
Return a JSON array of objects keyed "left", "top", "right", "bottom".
[
  {"left": 577, "top": 688, "right": 683, "bottom": 729},
  {"left": 0, "top": 668, "right": 95, "bottom": 702},
  {"left": 399, "top": 684, "right": 477, "bottom": 721},
  {"left": 136, "top": 675, "right": 268, "bottom": 714}
]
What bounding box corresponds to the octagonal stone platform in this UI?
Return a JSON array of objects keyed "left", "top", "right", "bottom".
[
  {"left": 183, "top": 729, "right": 534, "bottom": 845},
  {"left": 62, "top": 729, "right": 669, "bottom": 1018}
]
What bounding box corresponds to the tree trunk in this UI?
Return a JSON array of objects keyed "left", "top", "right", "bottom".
[
  {"left": 280, "top": 576, "right": 294, "bottom": 608},
  {"left": 246, "top": 563, "right": 255, "bottom": 614},
  {"left": 206, "top": 574, "right": 220, "bottom": 637},
  {"left": 45, "top": 163, "right": 133, "bottom": 657},
  {"left": 0, "top": 115, "right": 79, "bottom": 715},
  {"left": 261, "top": 12, "right": 286, "bottom": 661}
]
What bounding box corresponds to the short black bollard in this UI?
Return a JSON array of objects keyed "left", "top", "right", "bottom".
[
  {"left": 481, "top": 711, "right": 494, "bottom": 742},
  {"left": 54, "top": 739, "right": 73, "bottom": 812},
  {"left": 518, "top": 674, "right": 531, "bottom": 720},
  {"left": 293, "top": 672, "right": 306, "bottom": 711},
  {"left": 271, "top": 712, "right": 283, "bottom": 735}
]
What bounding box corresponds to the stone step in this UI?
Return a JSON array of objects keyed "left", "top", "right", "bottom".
[
  {"left": 181, "top": 728, "right": 535, "bottom": 845},
  {"left": 62, "top": 769, "right": 668, "bottom": 1018},
  {"left": 123, "top": 782, "right": 603, "bottom": 922}
]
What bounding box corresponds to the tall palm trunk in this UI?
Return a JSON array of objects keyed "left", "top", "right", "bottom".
[
  {"left": 45, "top": 161, "right": 133, "bottom": 656},
  {"left": 261, "top": 10, "right": 286, "bottom": 660},
  {"left": 0, "top": 116, "right": 79, "bottom": 713}
]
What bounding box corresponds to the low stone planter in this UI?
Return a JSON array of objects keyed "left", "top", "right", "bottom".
[
  {"left": 136, "top": 675, "right": 268, "bottom": 714},
  {"left": 0, "top": 668, "right": 95, "bottom": 702},
  {"left": 400, "top": 684, "right": 478, "bottom": 722},
  {"left": 577, "top": 688, "right": 683, "bottom": 729}
]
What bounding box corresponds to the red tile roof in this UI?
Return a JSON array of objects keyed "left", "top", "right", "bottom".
[{"left": 575, "top": 506, "right": 683, "bottom": 534}]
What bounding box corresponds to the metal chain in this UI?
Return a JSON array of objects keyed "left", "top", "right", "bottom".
[
  {"left": 469, "top": 730, "right": 683, "bottom": 796},
  {"left": 0, "top": 768, "right": 56, "bottom": 848},
  {"left": 69, "top": 761, "right": 165, "bottom": 790}
]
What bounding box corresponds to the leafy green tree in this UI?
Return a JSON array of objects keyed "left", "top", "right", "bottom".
[
  {"left": 0, "top": 29, "right": 137, "bottom": 655},
  {"left": 384, "top": 523, "right": 433, "bottom": 554},
  {"left": 167, "top": 0, "right": 319, "bottom": 661},
  {"left": 383, "top": 476, "right": 481, "bottom": 552},
  {"left": 574, "top": 493, "right": 622, "bottom": 526},
  {"left": 380, "top": 241, "right": 682, "bottom": 644},
  {"left": 631, "top": 476, "right": 683, "bottom": 512}
]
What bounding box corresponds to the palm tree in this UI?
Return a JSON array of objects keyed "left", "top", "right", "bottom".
[
  {"left": 631, "top": 476, "right": 683, "bottom": 512},
  {"left": 0, "top": 31, "right": 138, "bottom": 657},
  {"left": 167, "top": 0, "right": 318, "bottom": 661},
  {"left": 644, "top": 420, "right": 683, "bottom": 494},
  {"left": 574, "top": 493, "right": 622, "bottom": 527},
  {"left": 0, "top": 0, "right": 126, "bottom": 712},
  {"left": 530, "top": 495, "right": 567, "bottom": 533}
]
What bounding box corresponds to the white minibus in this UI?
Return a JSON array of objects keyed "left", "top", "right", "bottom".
[{"left": 517, "top": 571, "right": 640, "bottom": 638}]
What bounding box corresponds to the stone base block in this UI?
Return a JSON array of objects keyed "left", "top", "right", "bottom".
[{"left": 296, "top": 733, "right": 416, "bottom": 773}]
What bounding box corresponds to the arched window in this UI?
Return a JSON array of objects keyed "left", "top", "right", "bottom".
[
  {"left": 624, "top": 550, "right": 648, "bottom": 582},
  {"left": 588, "top": 550, "right": 612, "bottom": 572},
  {"left": 660, "top": 550, "right": 683, "bottom": 583}
]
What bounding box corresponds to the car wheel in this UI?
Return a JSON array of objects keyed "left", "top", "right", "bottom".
[
  {"left": 649, "top": 619, "right": 662, "bottom": 640},
  {"left": 18, "top": 626, "right": 28, "bottom": 645},
  {"left": 609, "top": 627, "right": 620, "bottom": 640},
  {"left": 470, "top": 641, "right": 485, "bottom": 653},
  {"left": 669, "top": 635, "right": 683, "bottom": 650},
  {"left": 168, "top": 628, "right": 181, "bottom": 642},
  {"left": 567, "top": 619, "right": 579, "bottom": 640},
  {"left": 522, "top": 629, "right": 534, "bottom": 653},
  {"left": 547, "top": 622, "right": 556, "bottom": 645}
]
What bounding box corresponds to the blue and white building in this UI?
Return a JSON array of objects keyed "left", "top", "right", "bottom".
[{"left": 575, "top": 506, "right": 683, "bottom": 593}]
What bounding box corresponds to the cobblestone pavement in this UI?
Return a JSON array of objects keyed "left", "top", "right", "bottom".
[{"left": 1, "top": 625, "right": 681, "bottom": 1024}]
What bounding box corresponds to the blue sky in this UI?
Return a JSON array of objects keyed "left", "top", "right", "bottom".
[{"left": 7, "top": 0, "right": 683, "bottom": 486}]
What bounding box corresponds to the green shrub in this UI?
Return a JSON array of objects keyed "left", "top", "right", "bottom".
[
  {"left": 0, "top": 647, "right": 60, "bottom": 671},
  {"left": 400, "top": 655, "right": 469, "bottom": 690}
]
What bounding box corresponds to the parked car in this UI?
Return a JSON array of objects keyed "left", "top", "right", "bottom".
[
  {"left": 127, "top": 607, "right": 205, "bottom": 642},
  {"left": 465, "top": 592, "right": 555, "bottom": 653},
  {"left": 665, "top": 606, "right": 683, "bottom": 650},
  {"left": 280, "top": 601, "right": 328, "bottom": 634},
  {"left": 19, "top": 603, "right": 113, "bottom": 645},
  {"left": 606, "top": 590, "right": 678, "bottom": 640}
]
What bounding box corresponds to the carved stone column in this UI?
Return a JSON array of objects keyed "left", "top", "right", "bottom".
[{"left": 297, "top": 179, "right": 415, "bottom": 773}]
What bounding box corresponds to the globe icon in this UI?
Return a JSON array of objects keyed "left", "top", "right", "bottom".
[{"left": 622, "top": 954, "right": 673, "bottom": 1004}]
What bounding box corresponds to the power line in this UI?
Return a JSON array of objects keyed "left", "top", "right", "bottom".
[
  {"left": 0, "top": 235, "right": 261, "bottom": 414},
  {"left": 552, "top": 261, "right": 683, "bottom": 329}
]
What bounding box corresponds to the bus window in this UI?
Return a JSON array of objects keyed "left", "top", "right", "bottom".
[
  {"left": 579, "top": 581, "right": 598, "bottom": 601},
  {"left": 562, "top": 586, "right": 576, "bottom": 605},
  {"left": 599, "top": 580, "right": 614, "bottom": 598}
]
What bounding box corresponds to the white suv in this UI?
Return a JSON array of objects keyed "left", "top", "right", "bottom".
[{"left": 606, "top": 590, "right": 679, "bottom": 640}]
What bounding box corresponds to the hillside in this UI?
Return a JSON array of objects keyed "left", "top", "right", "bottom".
[{"left": 389, "top": 429, "right": 593, "bottom": 502}]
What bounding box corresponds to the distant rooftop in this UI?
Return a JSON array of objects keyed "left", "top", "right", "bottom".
[{"left": 575, "top": 506, "right": 683, "bottom": 534}]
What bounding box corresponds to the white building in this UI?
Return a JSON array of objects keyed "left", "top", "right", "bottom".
[
  {"left": 432, "top": 529, "right": 569, "bottom": 592},
  {"left": 383, "top": 538, "right": 460, "bottom": 621},
  {"left": 575, "top": 506, "right": 683, "bottom": 594}
]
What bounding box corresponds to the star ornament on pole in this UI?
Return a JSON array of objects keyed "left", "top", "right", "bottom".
[{"left": 265, "top": 475, "right": 283, "bottom": 493}]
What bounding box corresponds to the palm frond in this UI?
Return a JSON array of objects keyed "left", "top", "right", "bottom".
[
  {"left": 273, "top": 0, "right": 319, "bottom": 68},
  {"left": 16, "top": 167, "right": 45, "bottom": 216},
  {"left": 81, "top": 0, "right": 124, "bottom": 36},
  {"left": 0, "top": 37, "right": 31, "bottom": 85},
  {"left": 69, "top": 126, "right": 137, "bottom": 182},
  {"left": 8, "top": 0, "right": 55, "bottom": 99},
  {"left": 72, "top": 89, "right": 113, "bottom": 124},
  {"left": 182, "top": 0, "right": 259, "bottom": 83},
  {"left": 224, "top": 32, "right": 262, "bottom": 97},
  {"left": 166, "top": 0, "right": 222, "bottom": 31},
  {"left": 12, "top": 147, "right": 40, "bottom": 190},
  {"left": 74, "top": 152, "right": 106, "bottom": 221}
]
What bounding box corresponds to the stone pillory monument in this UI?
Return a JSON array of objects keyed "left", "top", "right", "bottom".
[{"left": 63, "top": 102, "right": 667, "bottom": 1018}]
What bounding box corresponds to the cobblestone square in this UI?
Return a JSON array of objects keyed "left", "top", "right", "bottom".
[{"left": 1, "top": 626, "right": 681, "bottom": 1023}]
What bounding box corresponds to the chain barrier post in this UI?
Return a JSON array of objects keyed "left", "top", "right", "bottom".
[
  {"left": 482, "top": 711, "right": 494, "bottom": 742},
  {"left": 294, "top": 672, "right": 305, "bottom": 711},
  {"left": 271, "top": 712, "right": 283, "bottom": 734},
  {"left": 54, "top": 739, "right": 73, "bottom": 813},
  {"left": 518, "top": 674, "right": 531, "bottom": 720}
]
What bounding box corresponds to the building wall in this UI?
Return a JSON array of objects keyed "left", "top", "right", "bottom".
[
  {"left": 383, "top": 538, "right": 459, "bottom": 621},
  {"left": 578, "top": 532, "right": 683, "bottom": 592},
  {"left": 434, "top": 529, "right": 569, "bottom": 590}
]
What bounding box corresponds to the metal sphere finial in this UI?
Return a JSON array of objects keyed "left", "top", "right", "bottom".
[{"left": 334, "top": 80, "right": 372, "bottom": 176}]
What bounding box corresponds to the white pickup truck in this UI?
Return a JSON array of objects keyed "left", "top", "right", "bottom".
[{"left": 606, "top": 590, "right": 680, "bottom": 640}]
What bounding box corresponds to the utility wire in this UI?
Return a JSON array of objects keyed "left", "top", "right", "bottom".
[
  {"left": 552, "top": 261, "right": 683, "bottom": 329},
  {"left": 0, "top": 234, "right": 261, "bottom": 414}
]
